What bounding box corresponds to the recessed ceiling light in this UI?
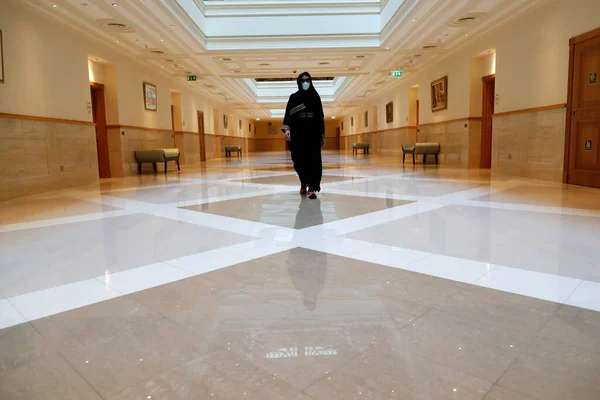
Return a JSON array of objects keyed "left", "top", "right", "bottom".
[
  {"left": 111, "top": 2, "right": 118, "bottom": 7},
  {"left": 169, "top": 24, "right": 175, "bottom": 28},
  {"left": 52, "top": 4, "right": 58, "bottom": 8},
  {"left": 115, "top": 40, "right": 120, "bottom": 43},
  {"left": 465, "top": 34, "right": 469, "bottom": 36},
  {"left": 412, "top": 19, "right": 416, "bottom": 22},
  {"left": 256, "top": 118, "right": 261, "bottom": 121},
  {"left": 386, "top": 47, "right": 390, "bottom": 50},
  {"left": 160, "top": 39, "right": 164, "bottom": 42},
  {"left": 331, "top": 116, "right": 336, "bottom": 119}
]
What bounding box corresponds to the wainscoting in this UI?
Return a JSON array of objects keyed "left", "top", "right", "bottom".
[
  {"left": 492, "top": 106, "right": 566, "bottom": 182},
  {"left": 0, "top": 114, "right": 98, "bottom": 200}
]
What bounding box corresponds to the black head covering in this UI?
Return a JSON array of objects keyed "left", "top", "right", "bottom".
[
  {"left": 297, "top": 71, "right": 313, "bottom": 91},
  {"left": 296, "top": 71, "right": 321, "bottom": 109}
]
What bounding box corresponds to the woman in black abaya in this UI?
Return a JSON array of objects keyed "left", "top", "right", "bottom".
[{"left": 282, "top": 72, "right": 325, "bottom": 199}]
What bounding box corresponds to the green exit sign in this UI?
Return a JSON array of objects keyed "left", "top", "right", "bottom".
[
  {"left": 392, "top": 70, "right": 403, "bottom": 78},
  {"left": 187, "top": 75, "right": 197, "bottom": 81}
]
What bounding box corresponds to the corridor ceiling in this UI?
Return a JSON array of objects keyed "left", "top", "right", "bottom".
[{"left": 28, "top": 0, "right": 550, "bottom": 118}]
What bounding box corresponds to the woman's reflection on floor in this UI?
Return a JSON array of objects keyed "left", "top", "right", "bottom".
[{"left": 288, "top": 197, "right": 327, "bottom": 311}]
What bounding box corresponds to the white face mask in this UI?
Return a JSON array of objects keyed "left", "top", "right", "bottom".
[{"left": 302, "top": 81, "right": 310, "bottom": 91}]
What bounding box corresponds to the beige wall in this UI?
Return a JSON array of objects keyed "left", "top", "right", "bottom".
[
  {"left": 349, "top": 0, "right": 600, "bottom": 125},
  {"left": 0, "top": 0, "right": 257, "bottom": 197},
  {"left": 342, "top": 0, "right": 600, "bottom": 180}
]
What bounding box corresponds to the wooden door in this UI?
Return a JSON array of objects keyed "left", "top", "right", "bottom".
[
  {"left": 197, "top": 111, "right": 206, "bottom": 162},
  {"left": 481, "top": 74, "right": 495, "bottom": 169},
  {"left": 90, "top": 83, "right": 111, "bottom": 178},
  {"left": 336, "top": 127, "right": 341, "bottom": 150},
  {"left": 416, "top": 100, "right": 420, "bottom": 127},
  {"left": 565, "top": 27, "right": 600, "bottom": 187}
]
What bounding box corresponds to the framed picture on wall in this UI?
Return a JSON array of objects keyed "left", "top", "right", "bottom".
[
  {"left": 341, "top": 121, "right": 344, "bottom": 131},
  {"left": 0, "top": 29, "right": 4, "bottom": 84},
  {"left": 239, "top": 120, "right": 242, "bottom": 130},
  {"left": 249, "top": 123, "right": 252, "bottom": 132},
  {"left": 223, "top": 115, "right": 228, "bottom": 129},
  {"left": 143, "top": 82, "right": 157, "bottom": 111},
  {"left": 364, "top": 111, "right": 368, "bottom": 127},
  {"left": 351, "top": 117, "right": 354, "bottom": 127},
  {"left": 385, "top": 102, "right": 393, "bottom": 123},
  {"left": 431, "top": 76, "right": 448, "bottom": 112}
]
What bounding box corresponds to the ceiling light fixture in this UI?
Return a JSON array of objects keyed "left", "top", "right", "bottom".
[
  {"left": 52, "top": 4, "right": 58, "bottom": 8},
  {"left": 256, "top": 118, "right": 261, "bottom": 121},
  {"left": 169, "top": 24, "right": 175, "bottom": 28},
  {"left": 332, "top": 116, "right": 336, "bottom": 119},
  {"left": 115, "top": 40, "right": 120, "bottom": 43},
  {"left": 160, "top": 39, "right": 164, "bottom": 42},
  {"left": 111, "top": 2, "right": 118, "bottom": 7}
]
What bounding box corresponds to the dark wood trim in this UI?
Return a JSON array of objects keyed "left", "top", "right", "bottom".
[
  {"left": 481, "top": 74, "right": 495, "bottom": 169},
  {"left": 0, "top": 29, "right": 4, "bottom": 84},
  {"left": 571, "top": 26, "right": 600, "bottom": 44},
  {"left": 174, "top": 131, "right": 200, "bottom": 135},
  {"left": 106, "top": 124, "right": 172, "bottom": 132},
  {"left": 0, "top": 113, "right": 95, "bottom": 125},
  {"left": 340, "top": 125, "right": 419, "bottom": 138},
  {"left": 90, "top": 82, "right": 110, "bottom": 178},
  {"left": 198, "top": 110, "right": 206, "bottom": 162},
  {"left": 492, "top": 104, "right": 566, "bottom": 117},
  {"left": 418, "top": 117, "right": 477, "bottom": 127},
  {"left": 564, "top": 36, "right": 576, "bottom": 183}
]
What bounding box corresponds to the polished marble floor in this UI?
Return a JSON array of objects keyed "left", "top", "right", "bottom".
[{"left": 1, "top": 151, "right": 600, "bottom": 399}]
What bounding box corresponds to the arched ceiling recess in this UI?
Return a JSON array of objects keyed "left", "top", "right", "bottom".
[{"left": 28, "top": 0, "right": 549, "bottom": 119}]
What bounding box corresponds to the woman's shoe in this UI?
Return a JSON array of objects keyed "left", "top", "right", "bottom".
[
  {"left": 300, "top": 183, "right": 307, "bottom": 195},
  {"left": 307, "top": 187, "right": 317, "bottom": 199}
]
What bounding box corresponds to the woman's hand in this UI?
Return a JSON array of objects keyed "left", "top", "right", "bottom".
[
  {"left": 321, "top": 135, "right": 325, "bottom": 148},
  {"left": 284, "top": 130, "right": 291, "bottom": 141}
]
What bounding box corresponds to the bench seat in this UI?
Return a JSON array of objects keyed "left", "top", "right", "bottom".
[
  {"left": 134, "top": 148, "right": 181, "bottom": 174},
  {"left": 402, "top": 143, "right": 441, "bottom": 164},
  {"left": 353, "top": 142, "right": 370, "bottom": 155}
]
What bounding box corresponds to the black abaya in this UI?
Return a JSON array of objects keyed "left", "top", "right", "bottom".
[{"left": 282, "top": 72, "right": 325, "bottom": 192}]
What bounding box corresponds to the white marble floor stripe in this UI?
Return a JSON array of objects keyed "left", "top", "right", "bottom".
[
  {"left": 474, "top": 266, "right": 582, "bottom": 304},
  {"left": 0, "top": 299, "right": 27, "bottom": 330},
  {"left": 0, "top": 209, "right": 135, "bottom": 233},
  {"left": 8, "top": 279, "right": 123, "bottom": 323},
  {"left": 96, "top": 262, "right": 193, "bottom": 295}
]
